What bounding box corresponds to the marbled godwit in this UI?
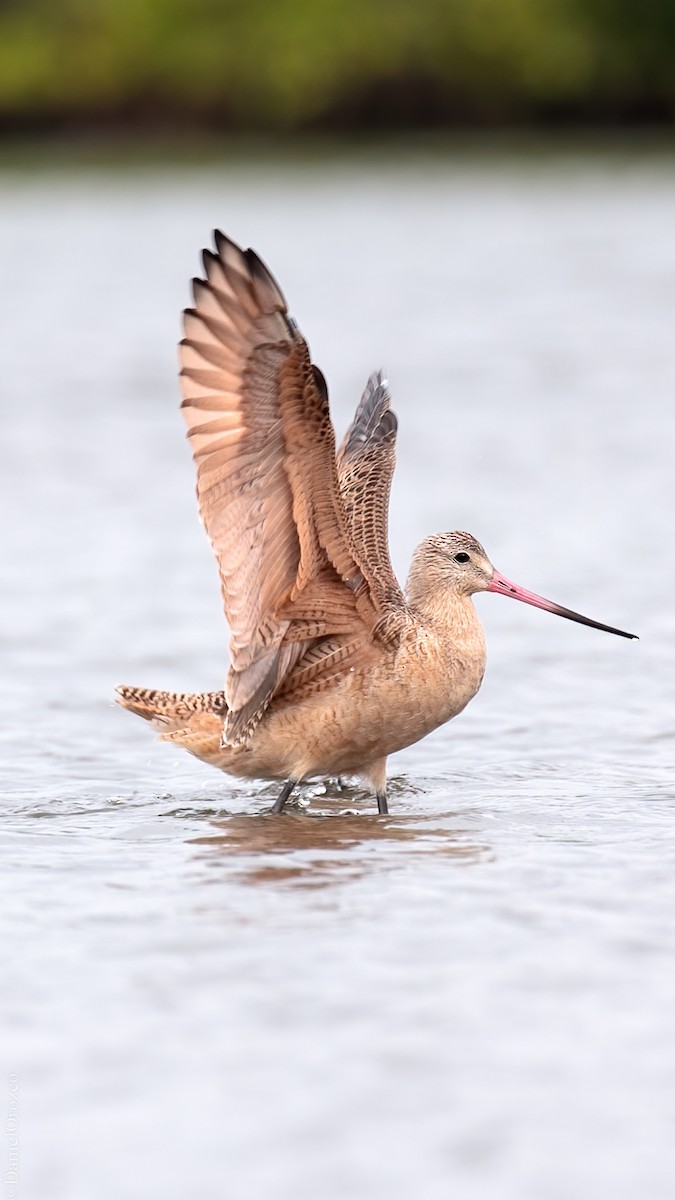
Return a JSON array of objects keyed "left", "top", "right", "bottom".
[{"left": 116, "top": 231, "right": 636, "bottom": 814}]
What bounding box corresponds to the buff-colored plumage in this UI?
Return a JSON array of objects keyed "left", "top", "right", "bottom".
[{"left": 117, "top": 231, "right": 634, "bottom": 813}]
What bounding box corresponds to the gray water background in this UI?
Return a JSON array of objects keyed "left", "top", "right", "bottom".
[{"left": 1, "top": 147, "right": 674, "bottom": 1200}]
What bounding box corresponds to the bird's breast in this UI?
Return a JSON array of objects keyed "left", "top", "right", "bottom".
[{"left": 380, "top": 622, "right": 487, "bottom": 744}]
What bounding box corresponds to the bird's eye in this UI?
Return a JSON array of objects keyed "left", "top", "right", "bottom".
[{"left": 454, "top": 552, "right": 470, "bottom": 564}]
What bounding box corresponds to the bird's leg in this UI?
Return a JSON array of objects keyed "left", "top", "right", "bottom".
[
  {"left": 272, "top": 778, "right": 297, "bottom": 814},
  {"left": 362, "top": 757, "right": 389, "bottom": 816},
  {"left": 376, "top": 791, "right": 389, "bottom": 816}
]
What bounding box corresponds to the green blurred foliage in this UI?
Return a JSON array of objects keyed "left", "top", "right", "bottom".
[{"left": 0, "top": 0, "right": 674, "bottom": 130}]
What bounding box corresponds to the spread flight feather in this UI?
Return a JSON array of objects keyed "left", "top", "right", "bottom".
[{"left": 178, "top": 231, "right": 406, "bottom": 742}]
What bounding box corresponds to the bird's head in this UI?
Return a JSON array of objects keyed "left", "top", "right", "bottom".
[
  {"left": 407, "top": 531, "right": 637, "bottom": 639},
  {"left": 409, "top": 531, "right": 494, "bottom": 596}
]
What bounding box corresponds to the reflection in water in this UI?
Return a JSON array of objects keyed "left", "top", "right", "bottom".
[{"left": 188, "top": 785, "right": 490, "bottom": 888}]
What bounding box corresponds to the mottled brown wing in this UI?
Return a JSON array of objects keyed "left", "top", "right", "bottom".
[
  {"left": 337, "top": 371, "right": 406, "bottom": 612},
  {"left": 179, "top": 231, "right": 378, "bottom": 741}
]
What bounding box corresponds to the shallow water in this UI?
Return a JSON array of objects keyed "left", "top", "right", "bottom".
[{"left": 2, "top": 150, "right": 675, "bottom": 1200}]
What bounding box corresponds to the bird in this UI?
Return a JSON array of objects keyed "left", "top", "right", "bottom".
[{"left": 116, "top": 230, "right": 637, "bottom": 814}]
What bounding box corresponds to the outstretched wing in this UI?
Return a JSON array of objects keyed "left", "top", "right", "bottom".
[
  {"left": 337, "top": 371, "right": 406, "bottom": 613},
  {"left": 179, "top": 231, "right": 382, "bottom": 741}
]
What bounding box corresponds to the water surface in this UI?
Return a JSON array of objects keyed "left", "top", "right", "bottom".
[{"left": 2, "top": 151, "right": 674, "bottom": 1200}]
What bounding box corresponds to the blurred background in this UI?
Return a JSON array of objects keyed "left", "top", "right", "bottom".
[
  {"left": 1, "top": 0, "right": 675, "bottom": 141},
  {"left": 2, "top": 6, "right": 675, "bottom": 1200}
]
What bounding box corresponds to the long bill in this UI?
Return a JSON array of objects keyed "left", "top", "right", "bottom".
[{"left": 487, "top": 571, "right": 638, "bottom": 640}]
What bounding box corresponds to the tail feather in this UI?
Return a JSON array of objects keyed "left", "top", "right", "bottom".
[{"left": 115, "top": 685, "right": 227, "bottom": 731}]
